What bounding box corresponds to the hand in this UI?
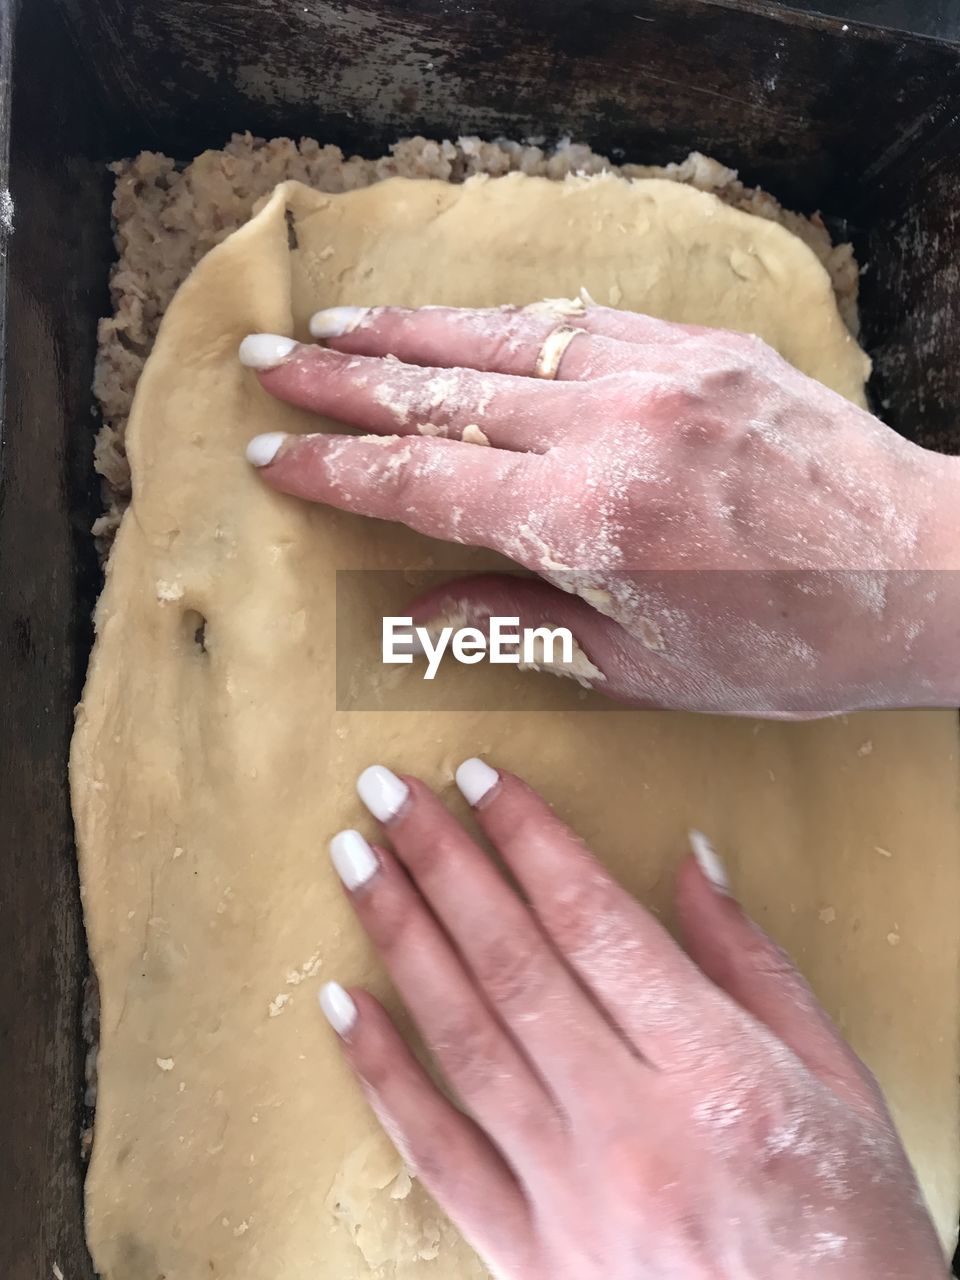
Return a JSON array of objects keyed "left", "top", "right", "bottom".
[
  {"left": 240, "top": 305, "right": 960, "bottom": 716},
  {"left": 318, "top": 761, "right": 946, "bottom": 1279}
]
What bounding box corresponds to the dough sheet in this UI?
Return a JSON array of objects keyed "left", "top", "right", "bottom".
[{"left": 72, "top": 173, "right": 960, "bottom": 1277}]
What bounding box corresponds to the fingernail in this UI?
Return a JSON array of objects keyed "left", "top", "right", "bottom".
[
  {"left": 238, "top": 333, "right": 299, "bottom": 369},
  {"left": 455, "top": 757, "right": 499, "bottom": 807},
  {"left": 318, "top": 982, "right": 358, "bottom": 1037},
  {"left": 357, "top": 765, "right": 409, "bottom": 823},
  {"left": 330, "top": 829, "right": 379, "bottom": 890},
  {"left": 689, "top": 830, "right": 730, "bottom": 894},
  {"left": 309, "top": 306, "right": 371, "bottom": 339},
  {"left": 245, "top": 432, "right": 289, "bottom": 467}
]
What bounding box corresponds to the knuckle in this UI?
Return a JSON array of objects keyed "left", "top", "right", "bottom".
[
  {"left": 374, "top": 440, "right": 425, "bottom": 506},
  {"left": 627, "top": 376, "right": 733, "bottom": 451},
  {"left": 393, "top": 823, "right": 462, "bottom": 884},
  {"left": 750, "top": 1088, "right": 825, "bottom": 1170},
  {"left": 363, "top": 881, "right": 423, "bottom": 957},
  {"left": 368, "top": 913, "right": 419, "bottom": 962},
  {"left": 490, "top": 451, "right": 543, "bottom": 522},
  {"left": 489, "top": 324, "right": 525, "bottom": 369},
  {"left": 540, "top": 870, "right": 623, "bottom": 955},
  {"left": 689, "top": 1059, "right": 789, "bottom": 1154},
  {"left": 740, "top": 927, "right": 804, "bottom": 987},
  {"left": 676, "top": 409, "right": 731, "bottom": 450},
  {"left": 408, "top": 369, "right": 483, "bottom": 432},
  {"left": 699, "top": 361, "right": 752, "bottom": 397},
  {"left": 402, "top": 1120, "right": 460, "bottom": 1187},
  {"left": 694, "top": 1046, "right": 856, "bottom": 1174},
  {"left": 731, "top": 408, "right": 788, "bottom": 462},
  {"left": 474, "top": 931, "right": 549, "bottom": 1008},
  {"left": 432, "top": 1012, "right": 506, "bottom": 1094}
]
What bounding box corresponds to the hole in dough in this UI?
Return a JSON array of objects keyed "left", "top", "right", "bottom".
[
  {"left": 184, "top": 609, "right": 207, "bottom": 653},
  {"left": 285, "top": 207, "right": 299, "bottom": 251}
]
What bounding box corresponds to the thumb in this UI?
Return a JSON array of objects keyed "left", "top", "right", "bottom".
[
  {"left": 406, "top": 573, "right": 630, "bottom": 694},
  {"left": 676, "top": 840, "right": 885, "bottom": 1119}
]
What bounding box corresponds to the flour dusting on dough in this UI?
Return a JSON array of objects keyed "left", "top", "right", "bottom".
[{"left": 155, "top": 579, "right": 185, "bottom": 603}]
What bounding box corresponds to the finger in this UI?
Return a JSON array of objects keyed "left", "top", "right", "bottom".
[
  {"left": 320, "top": 985, "right": 535, "bottom": 1273},
  {"left": 568, "top": 304, "right": 714, "bottom": 346},
  {"left": 353, "top": 772, "right": 649, "bottom": 1113},
  {"left": 675, "top": 842, "right": 885, "bottom": 1117},
  {"left": 241, "top": 337, "right": 585, "bottom": 451},
  {"left": 409, "top": 575, "right": 761, "bottom": 712},
  {"left": 310, "top": 303, "right": 645, "bottom": 381},
  {"left": 406, "top": 572, "right": 620, "bottom": 691},
  {"left": 248, "top": 431, "right": 547, "bottom": 553},
  {"left": 309, "top": 302, "right": 715, "bottom": 379},
  {"left": 454, "top": 764, "right": 732, "bottom": 1070},
  {"left": 328, "top": 830, "right": 561, "bottom": 1165}
]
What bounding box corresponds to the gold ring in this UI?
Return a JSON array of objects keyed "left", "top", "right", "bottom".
[{"left": 534, "top": 325, "right": 580, "bottom": 380}]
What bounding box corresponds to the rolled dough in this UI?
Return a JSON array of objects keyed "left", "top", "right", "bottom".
[{"left": 71, "top": 173, "right": 960, "bottom": 1278}]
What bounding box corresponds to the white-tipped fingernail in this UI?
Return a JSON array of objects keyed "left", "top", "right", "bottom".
[
  {"left": 239, "top": 333, "right": 299, "bottom": 369},
  {"left": 357, "top": 765, "right": 409, "bottom": 823},
  {"left": 330, "top": 829, "right": 379, "bottom": 890},
  {"left": 318, "top": 982, "right": 358, "bottom": 1037},
  {"left": 245, "top": 432, "right": 289, "bottom": 467},
  {"left": 309, "top": 306, "right": 371, "bottom": 339},
  {"left": 455, "top": 757, "right": 499, "bottom": 807},
  {"left": 689, "top": 830, "right": 730, "bottom": 894}
]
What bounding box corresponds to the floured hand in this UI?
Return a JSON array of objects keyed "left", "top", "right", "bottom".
[
  {"left": 318, "top": 760, "right": 947, "bottom": 1280},
  {"left": 240, "top": 304, "right": 960, "bottom": 715}
]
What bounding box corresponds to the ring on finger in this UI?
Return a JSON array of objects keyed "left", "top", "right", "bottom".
[{"left": 534, "top": 325, "right": 580, "bottom": 380}]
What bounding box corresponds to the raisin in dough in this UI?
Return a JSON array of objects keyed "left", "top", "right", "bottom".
[{"left": 71, "top": 174, "right": 960, "bottom": 1278}]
